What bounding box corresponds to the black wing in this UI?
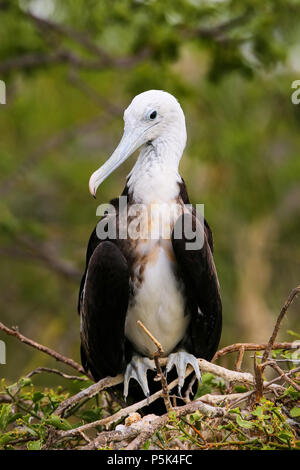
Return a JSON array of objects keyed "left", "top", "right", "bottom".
[
  {"left": 172, "top": 181, "right": 222, "bottom": 360},
  {"left": 78, "top": 194, "right": 131, "bottom": 380}
]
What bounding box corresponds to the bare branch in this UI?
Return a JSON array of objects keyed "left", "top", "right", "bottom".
[
  {"left": 212, "top": 341, "right": 297, "bottom": 362},
  {"left": 55, "top": 374, "right": 123, "bottom": 417},
  {"left": 0, "top": 320, "right": 87, "bottom": 376},
  {"left": 124, "top": 400, "right": 225, "bottom": 451},
  {"left": 264, "top": 361, "right": 300, "bottom": 392},
  {"left": 25, "top": 367, "right": 88, "bottom": 382},
  {"left": 137, "top": 320, "right": 172, "bottom": 412},
  {"left": 262, "top": 285, "right": 300, "bottom": 363},
  {"left": 253, "top": 353, "right": 264, "bottom": 402}
]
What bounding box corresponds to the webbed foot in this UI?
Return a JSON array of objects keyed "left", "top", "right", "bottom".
[
  {"left": 166, "top": 351, "right": 201, "bottom": 397},
  {"left": 123, "top": 355, "right": 156, "bottom": 400}
]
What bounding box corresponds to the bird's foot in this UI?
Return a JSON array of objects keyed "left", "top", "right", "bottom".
[
  {"left": 166, "top": 351, "right": 201, "bottom": 397},
  {"left": 123, "top": 355, "right": 156, "bottom": 401}
]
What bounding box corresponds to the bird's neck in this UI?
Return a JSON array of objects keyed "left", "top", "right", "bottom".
[{"left": 127, "top": 136, "right": 184, "bottom": 205}]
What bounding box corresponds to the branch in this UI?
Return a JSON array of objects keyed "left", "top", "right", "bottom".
[
  {"left": 55, "top": 374, "right": 123, "bottom": 417},
  {"left": 262, "top": 285, "right": 300, "bottom": 363},
  {"left": 212, "top": 342, "right": 297, "bottom": 362},
  {"left": 181, "top": 10, "right": 253, "bottom": 43},
  {"left": 16, "top": 236, "right": 82, "bottom": 282},
  {"left": 24, "top": 11, "right": 113, "bottom": 65},
  {"left": 263, "top": 361, "right": 300, "bottom": 392},
  {"left": 24, "top": 367, "right": 88, "bottom": 382},
  {"left": 0, "top": 321, "right": 87, "bottom": 376},
  {"left": 124, "top": 400, "right": 225, "bottom": 451},
  {"left": 137, "top": 320, "right": 172, "bottom": 412}
]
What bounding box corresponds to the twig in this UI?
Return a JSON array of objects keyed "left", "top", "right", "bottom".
[
  {"left": 137, "top": 320, "right": 172, "bottom": 412},
  {"left": 24, "top": 10, "right": 113, "bottom": 65},
  {"left": 24, "top": 367, "right": 88, "bottom": 381},
  {"left": 263, "top": 361, "right": 300, "bottom": 392},
  {"left": 262, "top": 285, "right": 300, "bottom": 363},
  {"left": 137, "top": 320, "right": 163, "bottom": 354},
  {"left": 185, "top": 375, "right": 197, "bottom": 402},
  {"left": 0, "top": 321, "right": 87, "bottom": 376},
  {"left": 253, "top": 353, "right": 264, "bottom": 402},
  {"left": 235, "top": 346, "right": 245, "bottom": 372},
  {"left": 125, "top": 400, "right": 225, "bottom": 450},
  {"left": 212, "top": 342, "right": 296, "bottom": 362},
  {"left": 55, "top": 374, "right": 123, "bottom": 417},
  {"left": 80, "top": 427, "right": 140, "bottom": 450},
  {"left": 0, "top": 394, "right": 13, "bottom": 403},
  {"left": 59, "top": 373, "right": 190, "bottom": 438}
]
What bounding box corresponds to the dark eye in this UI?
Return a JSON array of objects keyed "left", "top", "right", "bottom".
[{"left": 149, "top": 111, "right": 157, "bottom": 120}]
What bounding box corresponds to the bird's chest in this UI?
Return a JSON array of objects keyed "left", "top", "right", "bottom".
[{"left": 124, "top": 202, "right": 189, "bottom": 357}]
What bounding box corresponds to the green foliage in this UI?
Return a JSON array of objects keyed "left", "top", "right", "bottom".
[
  {"left": 156, "top": 397, "right": 300, "bottom": 450},
  {"left": 195, "top": 372, "right": 225, "bottom": 398},
  {"left": 0, "top": 360, "right": 299, "bottom": 450},
  {"left": 0, "top": 374, "right": 105, "bottom": 449}
]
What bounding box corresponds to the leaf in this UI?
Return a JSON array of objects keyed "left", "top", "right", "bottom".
[
  {"left": 0, "top": 404, "right": 12, "bottom": 431},
  {"left": 32, "top": 392, "right": 44, "bottom": 403},
  {"left": 189, "top": 412, "right": 201, "bottom": 424},
  {"left": 194, "top": 383, "right": 212, "bottom": 398},
  {"left": 252, "top": 406, "right": 264, "bottom": 418},
  {"left": 0, "top": 432, "right": 18, "bottom": 446},
  {"left": 142, "top": 440, "right": 150, "bottom": 450},
  {"left": 45, "top": 415, "right": 72, "bottom": 431},
  {"left": 236, "top": 414, "right": 253, "bottom": 429},
  {"left": 27, "top": 440, "right": 42, "bottom": 450},
  {"left": 17, "top": 378, "right": 32, "bottom": 389},
  {"left": 287, "top": 330, "right": 300, "bottom": 339},
  {"left": 290, "top": 406, "right": 300, "bottom": 418},
  {"left": 79, "top": 409, "right": 102, "bottom": 423},
  {"left": 278, "top": 432, "right": 293, "bottom": 443}
]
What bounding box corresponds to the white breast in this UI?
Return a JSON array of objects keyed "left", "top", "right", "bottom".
[{"left": 125, "top": 201, "right": 190, "bottom": 357}]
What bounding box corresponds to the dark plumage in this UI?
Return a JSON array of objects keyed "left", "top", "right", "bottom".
[{"left": 78, "top": 90, "right": 222, "bottom": 414}]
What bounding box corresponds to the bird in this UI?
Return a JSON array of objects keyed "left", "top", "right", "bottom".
[{"left": 78, "top": 90, "right": 222, "bottom": 409}]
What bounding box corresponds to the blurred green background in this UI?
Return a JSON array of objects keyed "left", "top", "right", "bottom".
[{"left": 0, "top": 0, "right": 299, "bottom": 382}]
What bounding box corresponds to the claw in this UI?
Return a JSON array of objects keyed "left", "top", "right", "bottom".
[
  {"left": 123, "top": 355, "right": 156, "bottom": 400},
  {"left": 166, "top": 350, "right": 201, "bottom": 396}
]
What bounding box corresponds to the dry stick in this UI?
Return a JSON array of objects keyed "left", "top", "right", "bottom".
[
  {"left": 25, "top": 367, "right": 88, "bottom": 381},
  {"left": 137, "top": 320, "right": 172, "bottom": 412},
  {"left": 212, "top": 342, "right": 296, "bottom": 362},
  {"left": 185, "top": 375, "right": 197, "bottom": 403},
  {"left": 262, "top": 285, "right": 300, "bottom": 364},
  {"left": 125, "top": 400, "right": 226, "bottom": 451},
  {"left": 235, "top": 346, "right": 245, "bottom": 372},
  {"left": 264, "top": 365, "right": 300, "bottom": 390},
  {"left": 55, "top": 375, "right": 123, "bottom": 417},
  {"left": 253, "top": 353, "right": 264, "bottom": 402},
  {"left": 81, "top": 399, "right": 227, "bottom": 450},
  {"left": 59, "top": 374, "right": 187, "bottom": 438},
  {"left": 230, "top": 366, "right": 300, "bottom": 409},
  {"left": 253, "top": 286, "right": 300, "bottom": 400},
  {"left": 57, "top": 359, "right": 283, "bottom": 438},
  {"left": 0, "top": 321, "right": 87, "bottom": 376},
  {"left": 55, "top": 357, "right": 255, "bottom": 419},
  {"left": 263, "top": 361, "right": 300, "bottom": 392}
]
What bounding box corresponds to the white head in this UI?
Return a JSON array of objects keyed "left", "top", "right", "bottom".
[{"left": 89, "top": 90, "right": 187, "bottom": 197}]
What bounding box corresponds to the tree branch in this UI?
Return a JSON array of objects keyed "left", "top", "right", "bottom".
[
  {"left": 0, "top": 321, "right": 87, "bottom": 376},
  {"left": 262, "top": 285, "right": 300, "bottom": 363}
]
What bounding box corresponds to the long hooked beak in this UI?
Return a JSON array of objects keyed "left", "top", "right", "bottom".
[{"left": 89, "top": 127, "right": 143, "bottom": 198}]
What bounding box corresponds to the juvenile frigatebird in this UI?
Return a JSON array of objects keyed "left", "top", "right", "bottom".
[{"left": 78, "top": 90, "right": 222, "bottom": 406}]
